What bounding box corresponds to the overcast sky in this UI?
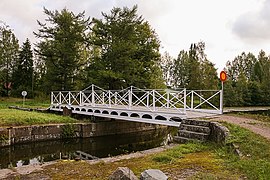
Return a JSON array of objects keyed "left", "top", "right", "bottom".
[{"left": 1, "top": 0, "right": 270, "bottom": 71}]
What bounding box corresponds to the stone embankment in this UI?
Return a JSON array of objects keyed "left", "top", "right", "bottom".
[{"left": 0, "top": 120, "right": 167, "bottom": 147}]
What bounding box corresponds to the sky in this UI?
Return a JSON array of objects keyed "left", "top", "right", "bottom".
[{"left": 1, "top": 0, "right": 270, "bottom": 71}]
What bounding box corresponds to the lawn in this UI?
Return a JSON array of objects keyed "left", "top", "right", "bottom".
[{"left": 0, "top": 97, "right": 78, "bottom": 126}]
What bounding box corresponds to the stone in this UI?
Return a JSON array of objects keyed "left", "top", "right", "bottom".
[
  {"left": 140, "top": 169, "right": 168, "bottom": 180},
  {"left": 109, "top": 167, "right": 138, "bottom": 180}
]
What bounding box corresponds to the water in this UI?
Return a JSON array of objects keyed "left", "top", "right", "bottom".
[{"left": 0, "top": 128, "right": 172, "bottom": 169}]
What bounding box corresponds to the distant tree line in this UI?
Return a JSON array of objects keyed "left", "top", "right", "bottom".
[
  {"left": 0, "top": 5, "right": 270, "bottom": 107},
  {"left": 224, "top": 51, "right": 270, "bottom": 106}
]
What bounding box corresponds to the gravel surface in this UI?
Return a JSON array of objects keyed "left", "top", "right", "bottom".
[{"left": 211, "top": 114, "right": 270, "bottom": 140}]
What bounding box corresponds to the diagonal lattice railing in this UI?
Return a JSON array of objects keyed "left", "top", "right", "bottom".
[{"left": 51, "top": 85, "right": 222, "bottom": 114}]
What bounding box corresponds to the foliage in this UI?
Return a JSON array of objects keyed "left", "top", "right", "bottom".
[
  {"left": 61, "top": 123, "right": 76, "bottom": 138},
  {"left": 162, "top": 41, "right": 219, "bottom": 90},
  {"left": 0, "top": 22, "right": 19, "bottom": 96},
  {"left": 12, "top": 38, "right": 34, "bottom": 97},
  {"left": 88, "top": 5, "right": 164, "bottom": 89},
  {"left": 34, "top": 8, "right": 91, "bottom": 92},
  {"left": 224, "top": 50, "right": 270, "bottom": 106}
]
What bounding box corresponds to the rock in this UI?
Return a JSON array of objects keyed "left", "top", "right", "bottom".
[
  {"left": 140, "top": 169, "right": 168, "bottom": 180},
  {"left": 109, "top": 167, "right": 138, "bottom": 180}
]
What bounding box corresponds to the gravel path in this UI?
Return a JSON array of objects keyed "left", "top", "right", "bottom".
[{"left": 211, "top": 114, "right": 270, "bottom": 140}]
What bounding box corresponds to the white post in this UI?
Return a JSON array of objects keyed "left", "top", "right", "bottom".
[
  {"left": 191, "top": 91, "right": 194, "bottom": 110},
  {"left": 129, "top": 87, "right": 132, "bottom": 109},
  {"left": 59, "top": 92, "right": 62, "bottom": 105},
  {"left": 220, "top": 82, "right": 224, "bottom": 114},
  {"left": 79, "top": 91, "right": 82, "bottom": 106},
  {"left": 51, "top": 92, "right": 53, "bottom": 105},
  {"left": 153, "top": 90, "right": 156, "bottom": 111},
  {"left": 115, "top": 92, "right": 117, "bottom": 104},
  {"left": 92, "top": 85, "right": 95, "bottom": 107},
  {"left": 184, "top": 88, "right": 186, "bottom": 114},
  {"left": 147, "top": 91, "right": 149, "bottom": 107},
  {"left": 68, "top": 92, "right": 71, "bottom": 105},
  {"left": 166, "top": 91, "right": 169, "bottom": 108},
  {"left": 109, "top": 90, "right": 111, "bottom": 107},
  {"left": 102, "top": 92, "right": 105, "bottom": 105}
]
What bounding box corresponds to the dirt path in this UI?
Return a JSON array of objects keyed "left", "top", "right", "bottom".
[{"left": 210, "top": 114, "right": 270, "bottom": 140}]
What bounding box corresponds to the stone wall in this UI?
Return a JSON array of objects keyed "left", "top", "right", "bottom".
[
  {"left": 0, "top": 120, "right": 164, "bottom": 147},
  {"left": 209, "top": 122, "right": 229, "bottom": 144}
]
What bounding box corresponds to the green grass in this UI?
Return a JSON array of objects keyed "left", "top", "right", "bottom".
[
  {"left": 0, "top": 109, "right": 77, "bottom": 126},
  {"left": 216, "top": 122, "right": 270, "bottom": 179},
  {"left": 0, "top": 97, "right": 78, "bottom": 126},
  {"left": 0, "top": 97, "right": 50, "bottom": 109}
]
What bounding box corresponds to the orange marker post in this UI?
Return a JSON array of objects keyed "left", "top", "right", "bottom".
[{"left": 219, "top": 71, "right": 227, "bottom": 114}]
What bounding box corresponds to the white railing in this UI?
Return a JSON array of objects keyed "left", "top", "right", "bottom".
[
  {"left": 51, "top": 85, "right": 223, "bottom": 114},
  {"left": 185, "top": 90, "right": 222, "bottom": 114}
]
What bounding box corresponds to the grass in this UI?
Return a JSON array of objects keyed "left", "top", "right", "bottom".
[
  {"left": 0, "top": 97, "right": 78, "bottom": 126},
  {"left": 216, "top": 122, "right": 270, "bottom": 179},
  {"left": 0, "top": 109, "right": 77, "bottom": 126},
  {"left": 0, "top": 97, "right": 50, "bottom": 109}
]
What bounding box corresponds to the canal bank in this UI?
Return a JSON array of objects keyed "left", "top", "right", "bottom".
[{"left": 0, "top": 120, "right": 172, "bottom": 147}]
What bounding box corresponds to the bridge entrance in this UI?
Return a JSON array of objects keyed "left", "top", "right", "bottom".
[{"left": 50, "top": 85, "right": 223, "bottom": 127}]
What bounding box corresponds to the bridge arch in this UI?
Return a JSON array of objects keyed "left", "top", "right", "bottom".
[
  {"left": 155, "top": 115, "right": 167, "bottom": 121},
  {"left": 142, "top": 114, "right": 152, "bottom": 119},
  {"left": 120, "top": 112, "right": 128, "bottom": 116}
]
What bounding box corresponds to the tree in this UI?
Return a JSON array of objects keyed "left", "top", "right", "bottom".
[
  {"left": 0, "top": 23, "right": 19, "bottom": 96},
  {"left": 34, "top": 8, "right": 91, "bottom": 92},
  {"left": 12, "top": 39, "right": 33, "bottom": 97},
  {"left": 160, "top": 51, "right": 174, "bottom": 87},
  {"left": 88, "top": 5, "right": 164, "bottom": 89},
  {"left": 170, "top": 41, "right": 218, "bottom": 90}
]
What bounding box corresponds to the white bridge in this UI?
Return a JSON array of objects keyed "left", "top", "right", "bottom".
[{"left": 50, "top": 85, "right": 223, "bottom": 127}]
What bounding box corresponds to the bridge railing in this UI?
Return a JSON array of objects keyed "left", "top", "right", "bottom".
[
  {"left": 51, "top": 85, "right": 187, "bottom": 114},
  {"left": 185, "top": 89, "right": 222, "bottom": 114},
  {"left": 51, "top": 85, "right": 222, "bottom": 114}
]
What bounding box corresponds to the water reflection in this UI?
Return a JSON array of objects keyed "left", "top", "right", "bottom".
[{"left": 0, "top": 128, "right": 174, "bottom": 169}]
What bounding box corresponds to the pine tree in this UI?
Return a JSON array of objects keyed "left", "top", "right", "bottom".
[
  {"left": 34, "top": 8, "right": 90, "bottom": 91},
  {"left": 88, "top": 5, "right": 164, "bottom": 89},
  {"left": 12, "top": 39, "right": 33, "bottom": 97}
]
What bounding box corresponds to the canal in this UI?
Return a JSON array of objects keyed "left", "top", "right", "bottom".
[{"left": 0, "top": 128, "right": 173, "bottom": 169}]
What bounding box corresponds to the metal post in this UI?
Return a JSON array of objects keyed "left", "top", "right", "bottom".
[
  {"left": 153, "top": 90, "right": 156, "bottom": 111},
  {"left": 115, "top": 92, "right": 117, "bottom": 105},
  {"left": 79, "top": 91, "right": 82, "bottom": 106},
  {"left": 220, "top": 82, "right": 224, "bottom": 114},
  {"left": 129, "top": 87, "right": 132, "bottom": 109},
  {"left": 184, "top": 88, "right": 186, "bottom": 114},
  {"left": 109, "top": 90, "right": 111, "bottom": 107},
  {"left": 68, "top": 92, "right": 71, "bottom": 105},
  {"left": 51, "top": 92, "right": 53, "bottom": 105},
  {"left": 191, "top": 91, "right": 194, "bottom": 110},
  {"left": 92, "top": 85, "right": 95, "bottom": 107},
  {"left": 147, "top": 91, "right": 149, "bottom": 107},
  {"left": 166, "top": 91, "right": 169, "bottom": 108},
  {"left": 59, "top": 92, "right": 62, "bottom": 105},
  {"left": 102, "top": 92, "right": 105, "bottom": 105}
]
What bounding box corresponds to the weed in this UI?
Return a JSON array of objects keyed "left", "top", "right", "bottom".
[{"left": 61, "top": 124, "right": 76, "bottom": 138}]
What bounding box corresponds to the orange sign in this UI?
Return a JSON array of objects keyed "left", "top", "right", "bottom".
[{"left": 220, "top": 71, "right": 227, "bottom": 82}]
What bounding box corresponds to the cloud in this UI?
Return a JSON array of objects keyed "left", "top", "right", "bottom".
[{"left": 232, "top": 0, "right": 270, "bottom": 43}]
